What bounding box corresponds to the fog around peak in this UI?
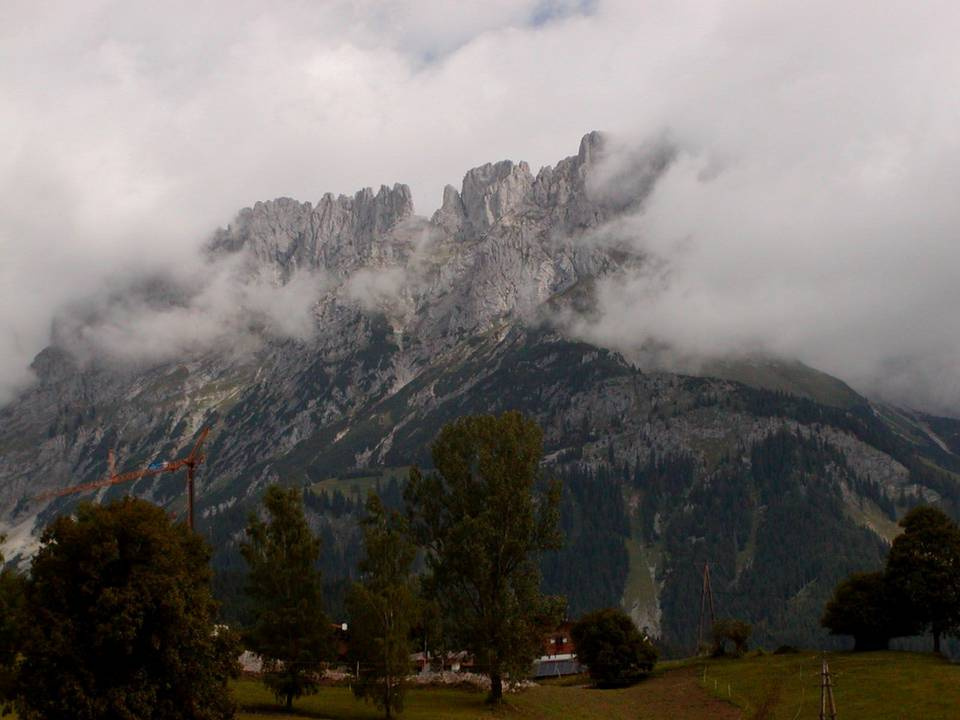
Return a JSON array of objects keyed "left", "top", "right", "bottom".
[{"left": 4, "top": 0, "right": 960, "bottom": 413}]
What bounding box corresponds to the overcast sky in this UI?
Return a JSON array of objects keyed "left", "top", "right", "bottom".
[{"left": 3, "top": 0, "right": 960, "bottom": 412}]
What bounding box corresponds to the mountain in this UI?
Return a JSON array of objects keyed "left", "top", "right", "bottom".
[{"left": 3, "top": 132, "right": 960, "bottom": 654}]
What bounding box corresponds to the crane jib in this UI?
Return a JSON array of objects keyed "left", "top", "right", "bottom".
[{"left": 33, "top": 428, "right": 210, "bottom": 532}]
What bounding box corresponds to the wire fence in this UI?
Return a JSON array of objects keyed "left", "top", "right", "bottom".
[{"left": 699, "top": 653, "right": 838, "bottom": 720}]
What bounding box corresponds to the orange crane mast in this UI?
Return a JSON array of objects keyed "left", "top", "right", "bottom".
[{"left": 36, "top": 427, "right": 210, "bottom": 531}]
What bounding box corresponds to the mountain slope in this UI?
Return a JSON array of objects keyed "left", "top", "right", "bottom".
[{"left": 1, "top": 133, "right": 959, "bottom": 653}]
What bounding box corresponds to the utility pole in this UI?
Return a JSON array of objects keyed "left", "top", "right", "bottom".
[
  {"left": 820, "top": 655, "right": 838, "bottom": 720},
  {"left": 697, "top": 562, "right": 716, "bottom": 653}
]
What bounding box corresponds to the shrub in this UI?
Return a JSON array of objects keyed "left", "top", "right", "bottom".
[
  {"left": 571, "top": 608, "right": 657, "bottom": 687},
  {"left": 821, "top": 571, "right": 897, "bottom": 651},
  {"left": 711, "top": 618, "right": 752, "bottom": 657}
]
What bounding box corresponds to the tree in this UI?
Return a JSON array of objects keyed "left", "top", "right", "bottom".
[
  {"left": 404, "top": 412, "right": 564, "bottom": 704},
  {"left": 711, "top": 619, "right": 752, "bottom": 657},
  {"left": 241, "top": 486, "right": 330, "bottom": 711},
  {"left": 570, "top": 608, "right": 657, "bottom": 687},
  {"left": 0, "top": 537, "right": 24, "bottom": 715},
  {"left": 821, "top": 571, "right": 898, "bottom": 651},
  {"left": 346, "top": 494, "right": 420, "bottom": 719},
  {"left": 16, "top": 498, "right": 238, "bottom": 720},
  {"left": 885, "top": 505, "right": 960, "bottom": 653}
]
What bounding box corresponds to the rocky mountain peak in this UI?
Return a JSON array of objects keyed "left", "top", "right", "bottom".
[
  {"left": 6, "top": 129, "right": 960, "bottom": 656},
  {"left": 577, "top": 130, "right": 605, "bottom": 164},
  {"left": 431, "top": 184, "right": 467, "bottom": 234},
  {"left": 212, "top": 132, "right": 619, "bottom": 279},
  {"left": 449, "top": 132, "right": 612, "bottom": 236},
  {"left": 210, "top": 183, "right": 414, "bottom": 278},
  {"left": 459, "top": 160, "right": 536, "bottom": 234}
]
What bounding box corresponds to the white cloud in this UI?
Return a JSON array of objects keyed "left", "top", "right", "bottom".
[
  {"left": 345, "top": 266, "right": 408, "bottom": 312},
  {"left": 3, "top": 0, "right": 960, "bottom": 412},
  {"left": 53, "top": 255, "right": 328, "bottom": 367}
]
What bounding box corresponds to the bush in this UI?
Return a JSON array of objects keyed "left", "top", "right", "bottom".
[
  {"left": 571, "top": 608, "right": 657, "bottom": 687},
  {"left": 773, "top": 645, "right": 799, "bottom": 655},
  {"left": 821, "top": 571, "right": 896, "bottom": 651},
  {"left": 711, "top": 618, "right": 752, "bottom": 657}
]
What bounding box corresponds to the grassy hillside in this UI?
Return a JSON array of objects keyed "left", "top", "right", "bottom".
[
  {"left": 695, "top": 358, "right": 863, "bottom": 408},
  {"left": 702, "top": 650, "right": 960, "bottom": 720},
  {"left": 232, "top": 652, "right": 960, "bottom": 720},
  {"left": 232, "top": 668, "right": 738, "bottom": 720}
]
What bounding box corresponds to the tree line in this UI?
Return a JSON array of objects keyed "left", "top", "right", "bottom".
[
  {"left": 0, "top": 411, "right": 658, "bottom": 719},
  {"left": 822, "top": 505, "right": 960, "bottom": 654}
]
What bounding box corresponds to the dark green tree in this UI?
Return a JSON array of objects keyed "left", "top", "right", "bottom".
[
  {"left": 821, "top": 571, "right": 899, "bottom": 651},
  {"left": 17, "top": 498, "right": 238, "bottom": 720},
  {"left": 346, "top": 494, "right": 420, "bottom": 719},
  {"left": 241, "top": 486, "right": 330, "bottom": 711},
  {"left": 570, "top": 608, "right": 657, "bottom": 687},
  {"left": 711, "top": 618, "right": 752, "bottom": 657},
  {"left": 405, "top": 412, "right": 564, "bottom": 704},
  {"left": 885, "top": 505, "right": 960, "bottom": 653},
  {"left": 0, "top": 537, "right": 24, "bottom": 715}
]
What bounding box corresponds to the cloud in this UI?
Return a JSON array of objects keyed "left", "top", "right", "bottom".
[
  {"left": 564, "top": 2, "right": 960, "bottom": 412},
  {"left": 345, "top": 266, "right": 408, "bottom": 313},
  {"left": 52, "top": 254, "right": 328, "bottom": 367},
  {"left": 3, "top": 0, "right": 960, "bottom": 413}
]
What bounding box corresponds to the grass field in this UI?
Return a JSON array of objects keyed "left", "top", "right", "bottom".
[
  {"left": 235, "top": 651, "right": 960, "bottom": 720},
  {"left": 308, "top": 467, "right": 409, "bottom": 498},
  {"left": 233, "top": 666, "right": 738, "bottom": 720},
  {"left": 701, "top": 650, "right": 960, "bottom": 720}
]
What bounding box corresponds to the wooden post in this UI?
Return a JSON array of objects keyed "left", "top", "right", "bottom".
[
  {"left": 697, "top": 562, "right": 717, "bottom": 653},
  {"left": 187, "top": 463, "right": 195, "bottom": 532},
  {"left": 820, "top": 656, "right": 838, "bottom": 720},
  {"left": 827, "top": 662, "right": 838, "bottom": 720}
]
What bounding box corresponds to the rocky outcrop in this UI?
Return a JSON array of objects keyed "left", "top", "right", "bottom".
[
  {"left": 211, "top": 183, "right": 415, "bottom": 280},
  {"left": 1, "top": 131, "right": 959, "bottom": 653}
]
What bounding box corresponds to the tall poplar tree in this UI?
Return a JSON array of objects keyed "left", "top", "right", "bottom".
[
  {"left": 404, "top": 411, "right": 564, "bottom": 704},
  {"left": 346, "top": 494, "right": 419, "bottom": 719},
  {"left": 241, "top": 486, "right": 330, "bottom": 711}
]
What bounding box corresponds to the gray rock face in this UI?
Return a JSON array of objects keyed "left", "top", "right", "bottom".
[
  {"left": 211, "top": 184, "right": 415, "bottom": 281},
  {"left": 1, "top": 131, "right": 959, "bottom": 651},
  {"left": 0, "top": 132, "right": 647, "bottom": 539}
]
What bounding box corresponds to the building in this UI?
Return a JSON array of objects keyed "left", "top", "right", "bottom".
[{"left": 532, "top": 622, "right": 584, "bottom": 678}]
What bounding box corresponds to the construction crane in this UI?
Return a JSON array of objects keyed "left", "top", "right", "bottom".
[{"left": 36, "top": 428, "right": 210, "bottom": 531}]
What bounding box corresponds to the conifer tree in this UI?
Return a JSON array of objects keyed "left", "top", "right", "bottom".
[
  {"left": 346, "top": 494, "right": 419, "bottom": 719},
  {"left": 405, "top": 411, "right": 564, "bottom": 704},
  {"left": 242, "top": 485, "right": 330, "bottom": 710}
]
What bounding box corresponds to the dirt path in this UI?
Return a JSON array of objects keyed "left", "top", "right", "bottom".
[
  {"left": 508, "top": 667, "right": 742, "bottom": 720},
  {"left": 631, "top": 667, "right": 742, "bottom": 719}
]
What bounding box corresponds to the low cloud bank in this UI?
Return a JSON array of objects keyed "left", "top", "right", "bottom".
[
  {"left": 575, "top": 129, "right": 960, "bottom": 412},
  {"left": 50, "top": 253, "right": 328, "bottom": 370},
  {"left": 4, "top": 1, "right": 960, "bottom": 414}
]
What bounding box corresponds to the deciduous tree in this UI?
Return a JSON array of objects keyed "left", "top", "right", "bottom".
[
  {"left": 405, "top": 412, "right": 564, "bottom": 704},
  {"left": 346, "top": 494, "right": 420, "bottom": 719},
  {"left": 885, "top": 505, "right": 960, "bottom": 653},
  {"left": 821, "top": 571, "right": 900, "bottom": 651},
  {"left": 711, "top": 618, "right": 752, "bottom": 657},
  {"left": 17, "top": 498, "right": 238, "bottom": 720},
  {"left": 241, "top": 486, "right": 330, "bottom": 711},
  {"left": 0, "top": 537, "right": 24, "bottom": 715},
  {"left": 571, "top": 608, "right": 657, "bottom": 686}
]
